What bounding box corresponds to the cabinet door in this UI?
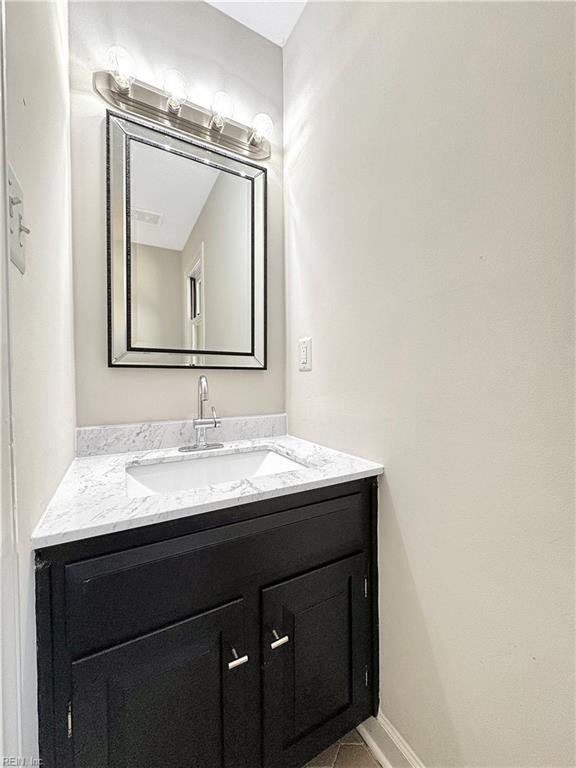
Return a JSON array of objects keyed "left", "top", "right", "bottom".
[
  {"left": 262, "top": 554, "right": 371, "bottom": 768},
  {"left": 70, "top": 599, "right": 250, "bottom": 768}
]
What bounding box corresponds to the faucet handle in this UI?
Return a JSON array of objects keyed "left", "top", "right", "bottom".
[{"left": 211, "top": 406, "right": 221, "bottom": 428}]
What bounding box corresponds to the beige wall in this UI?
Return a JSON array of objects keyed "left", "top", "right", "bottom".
[
  {"left": 5, "top": 0, "right": 76, "bottom": 756},
  {"left": 132, "top": 244, "right": 183, "bottom": 348},
  {"left": 69, "top": 1, "right": 285, "bottom": 426},
  {"left": 284, "top": 4, "right": 574, "bottom": 767},
  {"left": 182, "top": 171, "right": 251, "bottom": 352}
]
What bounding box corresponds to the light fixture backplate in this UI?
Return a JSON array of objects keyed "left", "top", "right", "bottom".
[{"left": 93, "top": 71, "right": 271, "bottom": 161}]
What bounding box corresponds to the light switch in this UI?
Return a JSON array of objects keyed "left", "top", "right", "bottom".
[
  {"left": 298, "top": 337, "right": 312, "bottom": 371},
  {"left": 8, "top": 165, "right": 27, "bottom": 275}
]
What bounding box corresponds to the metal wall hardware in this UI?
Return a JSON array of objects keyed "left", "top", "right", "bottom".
[
  {"left": 93, "top": 71, "right": 271, "bottom": 161},
  {"left": 270, "top": 629, "right": 289, "bottom": 650},
  {"left": 228, "top": 648, "right": 249, "bottom": 670}
]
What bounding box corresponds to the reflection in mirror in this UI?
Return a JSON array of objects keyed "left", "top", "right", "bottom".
[
  {"left": 108, "top": 114, "right": 266, "bottom": 369},
  {"left": 129, "top": 140, "right": 252, "bottom": 354}
]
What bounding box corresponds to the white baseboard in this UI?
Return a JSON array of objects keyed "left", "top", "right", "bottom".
[{"left": 358, "top": 712, "right": 426, "bottom": 768}]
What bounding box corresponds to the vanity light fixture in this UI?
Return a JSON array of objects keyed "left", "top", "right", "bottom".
[
  {"left": 105, "top": 46, "right": 136, "bottom": 94},
  {"left": 93, "top": 69, "right": 271, "bottom": 160},
  {"left": 210, "top": 91, "right": 234, "bottom": 132},
  {"left": 163, "top": 69, "right": 188, "bottom": 114},
  {"left": 249, "top": 113, "right": 274, "bottom": 145}
]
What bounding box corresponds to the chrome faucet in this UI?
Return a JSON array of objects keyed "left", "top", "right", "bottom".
[
  {"left": 198, "top": 374, "right": 209, "bottom": 420},
  {"left": 179, "top": 375, "right": 223, "bottom": 452}
]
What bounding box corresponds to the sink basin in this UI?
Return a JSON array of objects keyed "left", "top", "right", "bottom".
[{"left": 126, "top": 449, "right": 306, "bottom": 497}]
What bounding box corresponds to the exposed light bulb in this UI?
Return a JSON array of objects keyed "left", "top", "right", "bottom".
[
  {"left": 210, "top": 91, "right": 234, "bottom": 131},
  {"left": 163, "top": 69, "right": 188, "bottom": 113},
  {"left": 250, "top": 113, "right": 274, "bottom": 144},
  {"left": 106, "top": 46, "right": 135, "bottom": 94}
]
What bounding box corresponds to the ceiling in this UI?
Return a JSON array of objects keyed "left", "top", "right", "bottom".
[{"left": 205, "top": 1, "right": 307, "bottom": 47}]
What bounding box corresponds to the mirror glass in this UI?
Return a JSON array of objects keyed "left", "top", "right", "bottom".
[
  {"left": 129, "top": 141, "right": 252, "bottom": 354},
  {"left": 108, "top": 114, "right": 266, "bottom": 369}
]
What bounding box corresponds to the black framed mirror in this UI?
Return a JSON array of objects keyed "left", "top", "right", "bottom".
[{"left": 107, "top": 112, "right": 266, "bottom": 368}]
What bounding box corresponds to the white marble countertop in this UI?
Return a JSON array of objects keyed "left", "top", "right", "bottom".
[{"left": 32, "top": 436, "right": 383, "bottom": 548}]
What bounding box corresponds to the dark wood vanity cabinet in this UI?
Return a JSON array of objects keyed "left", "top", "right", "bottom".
[{"left": 36, "top": 478, "right": 379, "bottom": 768}]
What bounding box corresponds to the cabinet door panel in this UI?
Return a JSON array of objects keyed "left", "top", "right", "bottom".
[
  {"left": 293, "top": 589, "right": 351, "bottom": 734},
  {"left": 262, "top": 554, "right": 370, "bottom": 768},
  {"left": 71, "top": 599, "right": 249, "bottom": 768}
]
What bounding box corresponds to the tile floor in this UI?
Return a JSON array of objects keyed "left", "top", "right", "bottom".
[{"left": 305, "top": 729, "right": 380, "bottom": 768}]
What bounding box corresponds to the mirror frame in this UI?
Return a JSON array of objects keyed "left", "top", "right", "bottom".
[{"left": 106, "top": 112, "right": 267, "bottom": 369}]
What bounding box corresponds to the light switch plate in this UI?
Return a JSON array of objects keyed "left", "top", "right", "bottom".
[
  {"left": 8, "top": 165, "right": 26, "bottom": 275},
  {"left": 298, "top": 337, "right": 312, "bottom": 371}
]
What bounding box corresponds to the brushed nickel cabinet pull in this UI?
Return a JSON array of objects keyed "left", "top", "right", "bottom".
[
  {"left": 228, "top": 654, "right": 249, "bottom": 670},
  {"left": 271, "top": 629, "right": 289, "bottom": 650},
  {"left": 228, "top": 647, "right": 249, "bottom": 670}
]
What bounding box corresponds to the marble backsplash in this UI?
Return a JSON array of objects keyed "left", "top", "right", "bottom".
[{"left": 77, "top": 413, "right": 288, "bottom": 457}]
